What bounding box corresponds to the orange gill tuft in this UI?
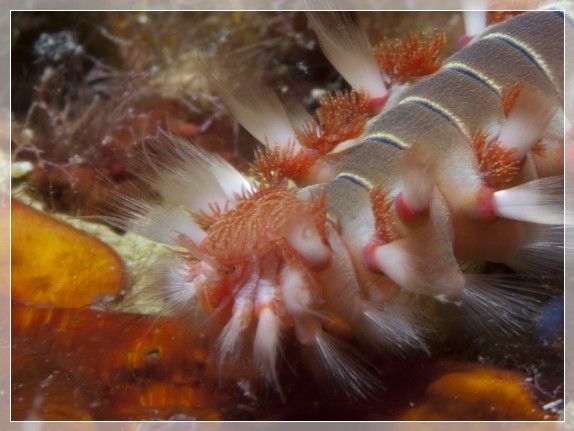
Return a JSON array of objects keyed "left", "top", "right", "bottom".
[
  {"left": 473, "top": 130, "right": 523, "bottom": 188},
  {"left": 373, "top": 30, "right": 447, "bottom": 85}
]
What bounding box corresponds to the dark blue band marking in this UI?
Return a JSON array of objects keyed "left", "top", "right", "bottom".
[
  {"left": 447, "top": 66, "right": 499, "bottom": 95},
  {"left": 556, "top": 9, "right": 574, "bottom": 28},
  {"left": 492, "top": 35, "right": 550, "bottom": 79},
  {"left": 544, "top": 9, "right": 565, "bottom": 21},
  {"left": 366, "top": 136, "right": 406, "bottom": 151},
  {"left": 553, "top": 10, "right": 565, "bottom": 20},
  {"left": 404, "top": 99, "right": 457, "bottom": 130},
  {"left": 336, "top": 174, "right": 370, "bottom": 190}
]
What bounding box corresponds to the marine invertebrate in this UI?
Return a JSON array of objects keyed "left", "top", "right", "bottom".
[{"left": 115, "top": 6, "right": 566, "bottom": 405}]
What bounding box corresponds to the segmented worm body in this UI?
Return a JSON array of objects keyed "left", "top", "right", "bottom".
[{"left": 121, "top": 6, "right": 569, "bottom": 398}]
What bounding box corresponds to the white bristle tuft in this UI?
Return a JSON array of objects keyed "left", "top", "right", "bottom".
[
  {"left": 118, "top": 196, "right": 206, "bottom": 246},
  {"left": 305, "top": 330, "right": 381, "bottom": 400},
  {"left": 151, "top": 142, "right": 249, "bottom": 211},
  {"left": 497, "top": 90, "right": 558, "bottom": 160},
  {"left": 143, "top": 205, "right": 206, "bottom": 246},
  {"left": 507, "top": 224, "right": 564, "bottom": 276},
  {"left": 118, "top": 253, "right": 198, "bottom": 316},
  {"left": 219, "top": 308, "right": 249, "bottom": 361},
  {"left": 457, "top": 274, "right": 543, "bottom": 336},
  {"left": 199, "top": 57, "right": 302, "bottom": 152},
  {"left": 210, "top": 157, "right": 253, "bottom": 198},
  {"left": 161, "top": 260, "right": 198, "bottom": 309},
  {"left": 280, "top": 264, "right": 315, "bottom": 316},
  {"left": 285, "top": 216, "right": 330, "bottom": 267},
  {"left": 107, "top": 137, "right": 239, "bottom": 245},
  {"left": 493, "top": 176, "right": 565, "bottom": 225},
  {"left": 371, "top": 240, "right": 417, "bottom": 289},
  {"left": 306, "top": 12, "right": 388, "bottom": 97},
  {"left": 353, "top": 300, "right": 429, "bottom": 356},
  {"left": 219, "top": 276, "right": 257, "bottom": 361},
  {"left": 401, "top": 144, "right": 437, "bottom": 211},
  {"left": 293, "top": 314, "right": 323, "bottom": 346},
  {"left": 371, "top": 239, "right": 463, "bottom": 301},
  {"left": 253, "top": 308, "right": 283, "bottom": 391},
  {"left": 285, "top": 99, "right": 316, "bottom": 133}
]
